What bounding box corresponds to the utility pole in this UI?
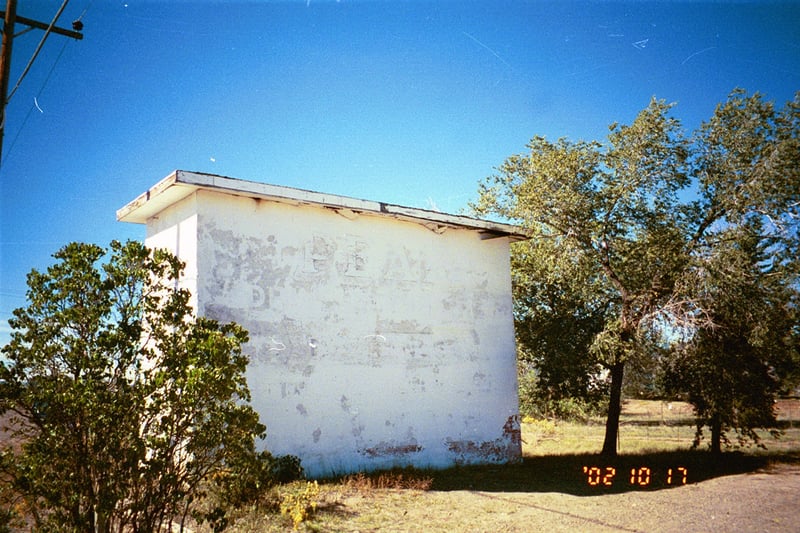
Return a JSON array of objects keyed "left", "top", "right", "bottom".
[
  {"left": 0, "top": 0, "right": 17, "bottom": 162},
  {"left": 0, "top": 0, "right": 83, "bottom": 162}
]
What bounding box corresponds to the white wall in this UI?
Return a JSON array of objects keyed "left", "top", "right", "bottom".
[
  {"left": 147, "top": 189, "right": 520, "bottom": 478},
  {"left": 145, "top": 193, "right": 199, "bottom": 310}
]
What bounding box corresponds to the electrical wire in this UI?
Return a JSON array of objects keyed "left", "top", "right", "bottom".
[
  {"left": 1, "top": 38, "right": 71, "bottom": 169},
  {"left": 0, "top": 0, "right": 93, "bottom": 170},
  {"left": 6, "top": 0, "right": 72, "bottom": 103},
  {"left": 75, "top": 0, "right": 94, "bottom": 26}
]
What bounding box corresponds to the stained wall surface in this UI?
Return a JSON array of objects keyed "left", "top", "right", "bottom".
[{"left": 145, "top": 188, "right": 521, "bottom": 477}]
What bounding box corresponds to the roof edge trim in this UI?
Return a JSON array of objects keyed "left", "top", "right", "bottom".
[{"left": 117, "top": 170, "right": 530, "bottom": 241}]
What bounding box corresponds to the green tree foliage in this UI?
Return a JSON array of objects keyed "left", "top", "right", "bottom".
[
  {"left": 513, "top": 237, "right": 611, "bottom": 417},
  {"left": 0, "top": 241, "right": 272, "bottom": 531},
  {"left": 474, "top": 89, "right": 800, "bottom": 456},
  {"left": 662, "top": 91, "right": 800, "bottom": 453},
  {"left": 664, "top": 224, "right": 798, "bottom": 453}
]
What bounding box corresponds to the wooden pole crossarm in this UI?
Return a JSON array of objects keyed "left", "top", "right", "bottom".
[{"left": 0, "top": 10, "right": 83, "bottom": 40}]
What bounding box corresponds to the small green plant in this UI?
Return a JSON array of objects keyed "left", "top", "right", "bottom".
[{"left": 279, "top": 481, "right": 320, "bottom": 530}]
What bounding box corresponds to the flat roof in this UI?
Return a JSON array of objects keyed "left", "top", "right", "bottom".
[{"left": 117, "top": 170, "right": 530, "bottom": 241}]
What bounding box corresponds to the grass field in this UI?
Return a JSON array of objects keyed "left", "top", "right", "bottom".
[
  {"left": 526, "top": 399, "right": 800, "bottom": 456},
  {"left": 221, "top": 399, "right": 800, "bottom": 531}
]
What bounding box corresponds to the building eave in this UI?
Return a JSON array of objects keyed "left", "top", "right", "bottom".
[{"left": 117, "top": 170, "right": 531, "bottom": 242}]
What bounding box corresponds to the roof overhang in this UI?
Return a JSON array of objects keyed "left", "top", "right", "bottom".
[{"left": 117, "top": 170, "right": 531, "bottom": 242}]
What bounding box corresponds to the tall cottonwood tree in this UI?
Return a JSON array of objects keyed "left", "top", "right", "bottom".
[
  {"left": 0, "top": 241, "right": 268, "bottom": 531},
  {"left": 473, "top": 89, "right": 799, "bottom": 456}
]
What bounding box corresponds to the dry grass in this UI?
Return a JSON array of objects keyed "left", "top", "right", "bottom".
[
  {"left": 5, "top": 400, "right": 799, "bottom": 531},
  {"left": 220, "top": 399, "right": 800, "bottom": 532},
  {"left": 341, "top": 469, "right": 434, "bottom": 493}
]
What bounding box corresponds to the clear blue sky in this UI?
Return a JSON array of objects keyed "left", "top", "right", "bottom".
[{"left": 1, "top": 1, "right": 799, "bottom": 344}]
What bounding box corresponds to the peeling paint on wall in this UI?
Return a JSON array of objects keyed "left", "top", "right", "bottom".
[
  {"left": 361, "top": 440, "right": 423, "bottom": 458},
  {"left": 142, "top": 187, "right": 522, "bottom": 477},
  {"left": 445, "top": 415, "right": 522, "bottom": 465}
]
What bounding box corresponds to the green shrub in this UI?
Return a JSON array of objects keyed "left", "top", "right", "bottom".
[
  {"left": 210, "top": 451, "right": 304, "bottom": 507},
  {"left": 519, "top": 366, "right": 606, "bottom": 422},
  {"left": 271, "top": 454, "right": 305, "bottom": 484}
]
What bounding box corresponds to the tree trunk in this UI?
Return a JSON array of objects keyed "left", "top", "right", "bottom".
[
  {"left": 710, "top": 414, "right": 722, "bottom": 454},
  {"left": 601, "top": 361, "right": 625, "bottom": 456}
]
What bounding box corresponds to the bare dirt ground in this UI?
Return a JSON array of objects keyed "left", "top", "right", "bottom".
[{"left": 326, "top": 461, "right": 800, "bottom": 532}]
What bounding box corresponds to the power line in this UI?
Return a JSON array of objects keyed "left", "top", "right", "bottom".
[
  {"left": 0, "top": 0, "right": 83, "bottom": 163},
  {"left": 7, "top": 0, "right": 72, "bottom": 102},
  {"left": 4, "top": 37, "right": 71, "bottom": 161}
]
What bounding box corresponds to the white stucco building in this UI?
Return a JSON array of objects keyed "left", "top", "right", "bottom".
[{"left": 118, "top": 170, "right": 528, "bottom": 478}]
